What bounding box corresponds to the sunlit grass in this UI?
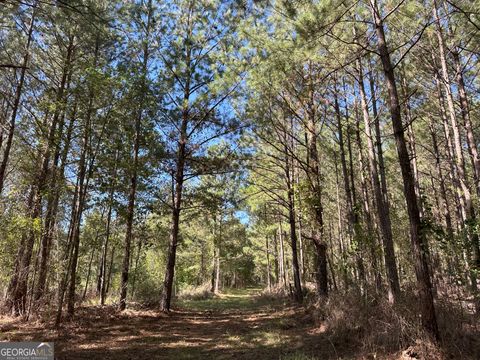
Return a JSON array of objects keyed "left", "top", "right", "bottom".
[
  {"left": 257, "top": 330, "right": 285, "bottom": 346},
  {"left": 279, "top": 352, "right": 319, "bottom": 360},
  {"left": 176, "top": 287, "right": 269, "bottom": 312}
]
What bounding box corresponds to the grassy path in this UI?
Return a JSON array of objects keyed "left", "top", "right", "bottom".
[{"left": 0, "top": 289, "right": 356, "bottom": 359}]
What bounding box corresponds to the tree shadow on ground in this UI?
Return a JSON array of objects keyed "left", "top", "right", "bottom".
[{"left": 1, "top": 288, "right": 478, "bottom": 359}]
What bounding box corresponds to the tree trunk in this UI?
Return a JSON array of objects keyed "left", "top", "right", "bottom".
[
  {"left": 295, "top": 170, "right": 306, "bottom": 285},
  {"left": 266, "top": 236, "right": 271, "bottom": 290},
  {"left": 428, "top": 120, "right": 454, "bottom": 241},
  {"left": 334, "top": 152, "right": 349, "bottom": 289},
  {"left": 131, "top": 237, "right": 143, "bottom": 298},
  {"left": 304, "top": 66, "right": 328, "bottom": 297},
  {"left": 434, "top": 70, "right": 463, "bottom": 233},
  {"left": 159, "top": 101, "right": 188, "bottom": 312},
  {"left": 357, "top": 56, "right": 400, "bottom": 302},
  {"left": 65, "top": 129, "right": 89, "bottom": 318},
  {"left": 400, "top": 75, "right": 422, "bottom": 217},
  {"left": 34, "top": 36, "right": 75, "bottom": 303},
  {"left": 159, "top": 10, "right": 193, "bottom": 310},
  {"left": 0, "top": 4, "right": 36, "bottom": 195},
  {"left": 99, "top": 151, "right": 118, "bottom": 305},
  {"left": 215, "top": 248, "right": 220, "bottom": 294},
  {"left": 119, "top": 113, "right": 141, "bottom": 311},
  {"left": 119, "top": 0, "right": 152, "bottom": 311},
  {"left": 433, "top": 0, "right": 480, "bottom": 310},
  {"left": 286, "top": 173, "right": 303, "bottom": 301},
  {"left": 335, "top": 91, "right": 365, "bottom": 292},
  {"left": 453, "top": 50, "right": 480, "bottom": 199},
  {"left": 284, "top": 132, "right": 303, "bottom": 302},
  {"left": 273, "top": 232, "right": 279, "bottom": 285},
  {"left": 81, "top": 248, "right": 96, "bottom": 302},
  {"left": 278, "top": 221, "right": 286, "bottom": 289},
  {"left": 64, "top": 37, "right": 101, "bottom": 319},
  {"left": 106, "top": 245, "right": 116, "bottom": 296},
  {"left": 7, "top": 39, "right": 68, "bottom": 315},
  {"left": 452, "top": 48, "right": 480, "bottom": 296},
  {"left": 370, "top": 0, "right": 439, "bottom": 340},
  {"left": 354, "top": 103, "right": 382, "bottom": 292},
  {"left": 5, "top": 190, "right": 34, "bottom": 315},
  {"left": 55, "top": 175, "right": 80, "bottom": 326},
  {"left": 211, "top": 245, "right": 216, "bottom": 292}
]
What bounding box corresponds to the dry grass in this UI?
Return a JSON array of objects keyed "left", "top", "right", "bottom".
[
  {"left": 177, "top": 283, "right": 214, "bottom": 301},
  {"left": 255, "top": 285, "right": 289, "bottom": 301},
  {"left": 1, "top": 287, "right": 478, "bottom": 359},
  {"left": 306, "top": 289, "right": 480, "bottom": 359}
]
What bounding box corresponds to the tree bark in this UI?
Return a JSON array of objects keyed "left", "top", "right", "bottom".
[
  {"left": 400, "top": 75, "right": 422, "bottom": 217},
  {"left": 99, "top": 151, "right": 118, "bottom": 305},
  {"left": 370, "top": 0, "right": 439, "bottom": 340},
  {"left": 285, "top": 143, "right": 303, "bottom": 302},
  {"left": 34, "top": 35, "right": 75, "bottom": 303},
  {"left": 131, "top": 237, "right": 143, "bottom": 298},
  {"left": 81, "top": 248, "right": 96, "bottom": 302},
  {"left": 266, "top": 236, "right": 271, "bottom": 290},
  {"left": 428, "top": 120, "right": 454, "bottom": 241},
  {"left": 214, "top": 247, "right": 220, "bottom": 293},
  {"left": 106, "top": 245, "right": 116, "bottom": 296},
  {"left": 273, "top": 232, "right": 280, "bottom": 285},
  {"left": 433, "top": 0, "right": 480, "bottom": 310},
  {"left": 357, "top": 57, "right": 400, "bottom": 302},
  {"left": 335, "top": 91, "right": 366, "bottom": 292},
  {"left": 452, "top": 44, "right": 480, "bottom": 200},
  {"left": 304, "top": 66, "right": 328, "bottom": 297},
  {"left": 65, "top": 113, "right": 90, "bottom": 318},
  {"left": 281, "top": 119, "right": 304, "bottom": 301},
  {"left": 64, "top": 37, "right": 101, "bottom": 319},
  {"left": 354, "top": 103, "right": 382, "bottom": 292},
  {"left": 334, "top": 152, "right": 349, "bottom": 289},
  {"left": 295, "top": 170, "right": 306, "bottom": 285},
  {"left": 119, "top": 0, "right": 152, "bottom": 311},
  {"left": 159, "top": 77, "right": 189, "bottom": 312},
  {"left": 6, "top": 31, "right": 69, "bottom": 315},
  {"left": 0, "top": 3, "right": 36, "bottom": 195},
  {"left": 434, "top": 70, "right": 463, "bottom": 232},
  {"left": 278, "top": 221, "right": 287, "bottom": 289}
]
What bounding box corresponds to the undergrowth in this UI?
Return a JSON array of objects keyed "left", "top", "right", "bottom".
[
  {"left": 306, "top": 288, "right": 479, "bottom": 359},
  {"left": 177, "top": 283, "right": 214, "bottom": 301}
]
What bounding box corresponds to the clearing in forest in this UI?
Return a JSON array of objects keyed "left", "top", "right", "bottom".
[{"left": 0, "top": 288, "right": 359, "bottom": 360}]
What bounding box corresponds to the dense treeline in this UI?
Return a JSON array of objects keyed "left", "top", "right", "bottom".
[{"left": 1, "top": 0, "right": 479, "bottom": 344}]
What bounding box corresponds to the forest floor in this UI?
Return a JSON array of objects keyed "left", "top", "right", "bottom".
[{"left": 0, "top": 288, "right": 475, "bottom": 359}]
